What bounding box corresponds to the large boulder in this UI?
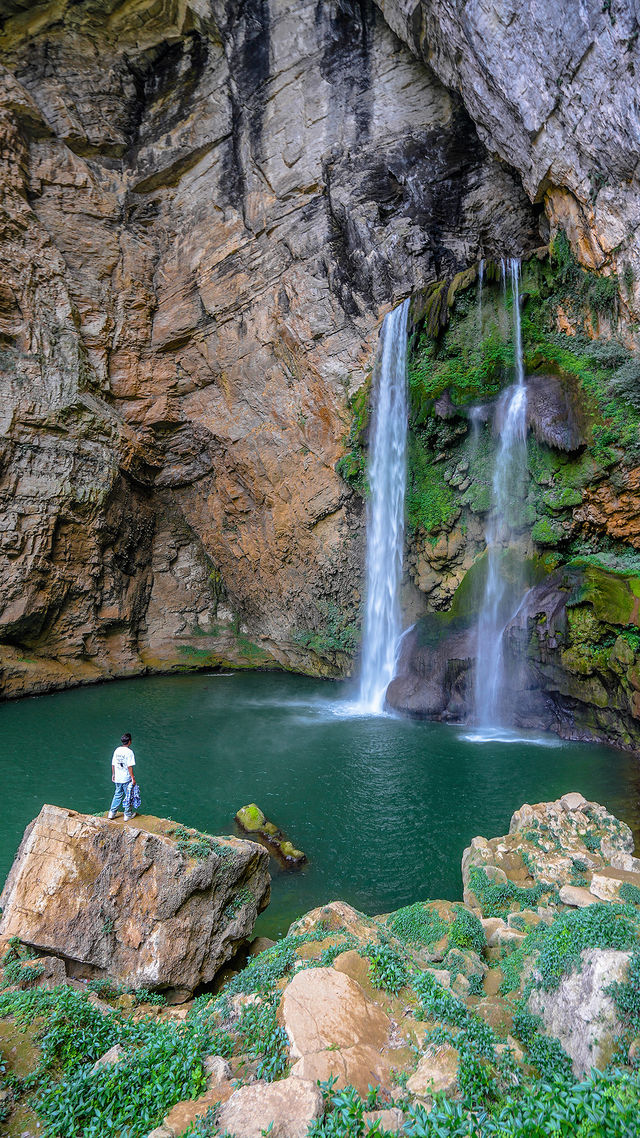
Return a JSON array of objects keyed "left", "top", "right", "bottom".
[
  {"left": 528, "top": 948, "right": 632, "bottom": 1077},
  {"left": 0, "top": 806, "right": 270, "bottom": 992},
  {"left": 280, "top": 966, "right": 395, "bottom": 1096},
  {"left": 462, "top": 794, "right": 636, "bottom": 916}
]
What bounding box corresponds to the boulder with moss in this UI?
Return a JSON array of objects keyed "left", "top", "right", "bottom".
[
  {"left": 462, "top": 793, "right": 636, "bottom": 917},
  {"left": 236, "top": 803, "right": 307, "bottom": 868}
]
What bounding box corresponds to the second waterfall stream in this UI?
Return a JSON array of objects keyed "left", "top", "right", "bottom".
[
  {"left": 357, "top": 298, "right": 410, "bottom": 714},
  {"left": 474, "top": 258, "right": 528, "bottom": 730}
]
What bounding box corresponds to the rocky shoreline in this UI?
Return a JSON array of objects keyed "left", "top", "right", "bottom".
[{"left": 1, "top": 794, "right": 639, "bottom": 1136}]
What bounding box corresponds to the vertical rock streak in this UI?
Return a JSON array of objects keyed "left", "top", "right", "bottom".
[
  {"left": 474, "top": 259, "right": 527, "bottom": 727},
  {"left": 358, "top": 298, "right": 410, "bottom": 713}
]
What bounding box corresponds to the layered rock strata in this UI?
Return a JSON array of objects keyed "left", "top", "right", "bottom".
[
  {"left": 376, "top": 0, "right": 640, "bottom": 310},
  {"left": 0, "top": 0, "right": 538, "bottom": 698}
]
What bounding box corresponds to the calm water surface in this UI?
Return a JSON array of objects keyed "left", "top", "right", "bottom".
[{"left": 2, "top": 672, "right": 639, "bottom": 938}]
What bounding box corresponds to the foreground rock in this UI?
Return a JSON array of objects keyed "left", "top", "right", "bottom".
[
  {"left": 0, "top": 806, "right": 270, "bottom": 992},
  {"left": 462, "top": 793, "right": 637, "bottom": 916},
  {"left": 4, "top": 797, "right": 639, "bottom": 1138}
]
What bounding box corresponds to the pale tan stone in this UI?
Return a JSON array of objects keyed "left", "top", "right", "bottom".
[
  {"left": 406, "top": 1044, "right": 459, "bottom": 1097},
  {"left": 363, "top": 1108, "right": 405, "bottom": 1133},
  {"left": 282, "top": 967, "right": 391, "bottom": 1057},
  {"left": 217, "top": 1077, "right": 323, "bottom": 1138},
  {"left": 560, "top": 792, "right": 587, "bottom": 812},
  {"left": 203, "top": 1055, "right": 232, "bottom": 1084},
  {"left": 281, "top": 966, "right": 394, "bottom": 1095},
  {"left": 559, "top": 885, "right": 600, "bottom": 908},
  {"left": 92, "top": 1044, "right": 124, "bottom": 1070}
]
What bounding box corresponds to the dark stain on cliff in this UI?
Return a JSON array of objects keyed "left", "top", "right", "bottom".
[
  {"left": 220, "top": 0, "right": 271, "bottom": 211},
  {"left": 317, "top": 0, "right": 374, "bottom": 141}
]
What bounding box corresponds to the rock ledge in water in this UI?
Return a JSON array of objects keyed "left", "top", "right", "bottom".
[
  {"left": 236, "top": 802, "right": 307, "bottom": 868},
  {"left": 0, "top": 805, "right": 270, "bottom": 992}
]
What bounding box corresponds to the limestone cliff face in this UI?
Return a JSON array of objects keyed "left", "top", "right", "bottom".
[
  {"left": 376, "top": 0, "right": 640, "bottom": 312},
  {"left": 0, "top": 0, "right": 537, "bottom": 697}
]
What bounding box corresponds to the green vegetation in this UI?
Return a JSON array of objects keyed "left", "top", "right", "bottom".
[
  {"left": 448, "top": 907, "right": 486, "bottom": 954},
  {"left": 497, "top": 902, "right": 640, "bottom": 1003},
  {"left": 406, "top": 433, "right": 457, "bottom": 532},
  {"left": 360, "top": 943, "right": 408, "bottom": 994},
  {"left": 0, "top": 983, "right": 208, "bottom": 1138},
  {"left": 607, "top": 949, "right": 640, "bottom": 1062},
  {"left": 293, "top": 600, "right": 360, "bottom": 660},
  {"left": 619, "top": 882, "right": 640, "bottom": 907},
  {"left": 1, "top": 937, "right": 44, "bottom": 988},
  {"left": 334, "top": 378, "right": 370, "bottom": 494},
  {"left": 385, "top": 902, "right": 448, "bottom": 947},
  {"left": 171, "top": 823, "right": 216, "bottom": 861},
  {"left": 468, "top": 866, "right": 549, "bottom": 918},
  {"left": 170, "top": 824, "right": 236, "bottom": 865},
  {"left": 86, "top": 978, "right": 166, "bottom": 1006}
]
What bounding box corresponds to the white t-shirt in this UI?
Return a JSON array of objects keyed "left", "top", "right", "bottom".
[{"left": 112, "top": 745, "right": 135, "bottom": 783}]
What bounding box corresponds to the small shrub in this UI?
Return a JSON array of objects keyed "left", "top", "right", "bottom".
[
  {"left": 1, "top": 938, "right": 43, "bottom": 989},
  {"left": 361, "top": 943, "right": 408, "bottom": 995},
  {"left": 448, "top": 907, "right": 486, "bottom": 954},
  {"left": 385, "top": 903, "right": 448, "bottom": 947}
]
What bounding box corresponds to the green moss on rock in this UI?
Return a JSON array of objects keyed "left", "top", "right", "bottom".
[
  {"left": 235, "top": 804, "right": 266, "bottom": 832},
  {"left": 532, "top": 516, "right": 567, "bottom": 546}
]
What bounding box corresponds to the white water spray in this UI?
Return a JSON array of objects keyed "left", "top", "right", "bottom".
[
  {"left": 474, "top": 259, "right": 527, "bottom": 728},
  {"left": 358, "top": 299, "right": 410, "bottom": 713}
]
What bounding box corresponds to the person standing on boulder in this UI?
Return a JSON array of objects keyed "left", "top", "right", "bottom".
[{"left": 108, "top": 733, "right": 137, "bottom": 821}]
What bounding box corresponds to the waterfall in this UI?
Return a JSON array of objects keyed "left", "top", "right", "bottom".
[
  {"left": 358, "top": 298, "right": 410, "bottom": 714},
  {"left": 474, "top": 259, "right": 527, "bottom": 728}
]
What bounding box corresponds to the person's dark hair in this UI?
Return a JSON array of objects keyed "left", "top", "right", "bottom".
[{"left": 121, "top": 733, "right": 132, "bottom": 745}]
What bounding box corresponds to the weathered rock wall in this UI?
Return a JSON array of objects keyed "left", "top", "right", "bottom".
[
  {"left": 0, "top": 0, "right": 538, "bottom": 698},
  {"left": 375, "top": 0, "right": 640, "bottom": 310}
]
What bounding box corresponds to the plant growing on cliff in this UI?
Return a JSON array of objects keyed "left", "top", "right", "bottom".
[
  {"left": 335, "top": 379, "right": 370, "bottom": 495},
  {"left": 360, "top": 943, "right": 408, "bottom": 995},
  {"left": 293, "top": 601, "right": 360, "bottom": 660},
  {"left": 385, "top": 902, "right": 448, "bottom": 947}
]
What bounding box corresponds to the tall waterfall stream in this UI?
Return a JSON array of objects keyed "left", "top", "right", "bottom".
[
  {"left": 474, "top": 258, "right": 528, "bottom": 730},
  {"left": 358, "top": 299, "right": 410, "bottom": 714}
]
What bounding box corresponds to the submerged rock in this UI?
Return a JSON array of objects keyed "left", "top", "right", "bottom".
[
  {"left": 0, "top": 805, "right": 270, "bottom": 992},
  {"left": 236, "top": 803, "right": 307, "bottom": 868}
]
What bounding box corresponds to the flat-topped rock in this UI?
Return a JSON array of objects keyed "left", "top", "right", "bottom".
[
  {"left": 463, "top": 795, "right": 635, "bottom": 915},
  {"left": 0, "top": 805, "right": 270, "bottom": 992},
  {"left": 281, "top": 966, "right": 395, "bottom": 1095}
]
